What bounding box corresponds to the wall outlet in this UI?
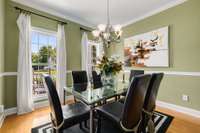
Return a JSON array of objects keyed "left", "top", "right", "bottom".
[
  {"left": 182, "top": 94, "right": 189, "bottom": 102},
  {"left": 0, "top": 105, "right": 4, "bottom": 113}
]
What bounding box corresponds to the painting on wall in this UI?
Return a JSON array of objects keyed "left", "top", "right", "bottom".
[{"left": 124, "top": 26, "right": 169, "bottom": 67}]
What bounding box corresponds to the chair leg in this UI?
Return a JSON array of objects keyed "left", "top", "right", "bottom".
[
  {"left": 53, "top": 128, "right": 61, "bottom": 133},
  {"left": 147, "top": 118, "right": 155, "bottom": 133},
  {"left": 141, "top": 110, "right": 156, "bottom": 133},
  {"left": 115, "top": 96, "right": 118, "bottom": 101},
  {"left": 84, "top": 120, "right": 88, "bottom": 128},
  {"left": 74, "top": 96, "right": 77, "bottom": 103},
  {"left": 118, "top": 95, "right": 121, "bottom": 100},
  {"left": 103, "top": 99, "right": 107, "bottom": 104},
  {"left": 137, "top": 120, "right": 145, "bottom": 133},
  {"left": 140, "top": 118, "right": 147, "bottom": 133},
  {"left": 79, "top": 122, "right": 83, "bottom": 129},
  {"left": 97, "top": 116, "right": 102, "bottom": 133},
  {"left": 53, "top": 128, "right": 56, "bottom": 133}
]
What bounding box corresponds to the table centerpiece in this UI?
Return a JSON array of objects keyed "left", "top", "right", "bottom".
[{"left": 96, "top": 55, "right": 123, "bottom": 87}]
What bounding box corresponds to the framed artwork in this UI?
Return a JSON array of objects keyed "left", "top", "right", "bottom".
[{"left": 124, "top": 26, "right": 169, "bottom": 67}]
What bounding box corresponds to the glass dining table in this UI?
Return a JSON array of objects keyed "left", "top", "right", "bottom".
[{"left": 63, "top": 80, "right": 129, "bottom": 133}]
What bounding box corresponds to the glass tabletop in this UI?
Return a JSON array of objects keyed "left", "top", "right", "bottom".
[{"left": 64, "top": 80, "right": 129, "bottom": 105}]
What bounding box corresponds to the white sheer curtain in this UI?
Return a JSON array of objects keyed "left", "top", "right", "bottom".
[
  {"left": 56, "top": 24, "right": 67, "bottom": 103},
  {"left": 81, "top": 32, "right": 92, "bottom": 79},
  {"left": 17, "top": 13, "right": 34, "bottom": 114}
]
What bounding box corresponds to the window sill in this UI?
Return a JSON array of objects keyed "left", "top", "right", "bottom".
[{"left": 33, "top": 94, "right": 48, "bottom": 102}]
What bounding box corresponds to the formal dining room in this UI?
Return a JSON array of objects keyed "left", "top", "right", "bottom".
[{"left": 0, "top": 0, "right": 200, "bottom": 133}]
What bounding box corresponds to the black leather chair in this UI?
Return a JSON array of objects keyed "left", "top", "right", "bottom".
[
  {"left": 96, "top": 74, "right": 152, "bottom": 133},
  {"left": 129, "top": 70, "right": 144, "bottom": 82},
  {"left": 43, "top": 75, "right": 90, "bottom": 133},
  {"left": 72, "top": 71, "right": 88, "bottom": 103},
  {"left": 72, "top": 71, "right": 88, "bottom": 92},
  {"left": 139, "top": 73, "right": 164, "bottom": 133},
  {"left": 92, "top": 71, "right": 103, "bottom": 89},
  {"left": 119, "top": 70, "right": 144, "bottom": 102}
]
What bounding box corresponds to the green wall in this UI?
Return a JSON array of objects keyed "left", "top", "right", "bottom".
[
  {"left": 4, "top": 0, "right": 91, "bottom": 108},
  {"left": 0, "top": 0, "right": 5, "bottom": 106},
  {"left": 3, "top": 0, "right": 200, "bottom": 111},
  {"left": 108, "top": 0, "right": 200, "bottom": 111}
]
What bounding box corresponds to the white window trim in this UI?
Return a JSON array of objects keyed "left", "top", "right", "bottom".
[
  {"left": 33, "top": 94, "right": 48, "bottom": 102},
  {"left": 31, "top": 26, "right": 58, "bottom": 37}
]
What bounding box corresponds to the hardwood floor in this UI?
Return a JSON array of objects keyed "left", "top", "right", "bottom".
[
  {"left": 0, "top": 104, "right": 200, "bottom": 133},
  {"left": 156, "top": 106, "right": 200, "bottom": 133}
]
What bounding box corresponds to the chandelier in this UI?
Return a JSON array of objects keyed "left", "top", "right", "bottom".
[{"left": 92, "top": 0, "right": 122, "bottom": 47}]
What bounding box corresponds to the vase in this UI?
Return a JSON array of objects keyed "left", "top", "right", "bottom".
[{"left": 101, "top": 73, "right": 117, "bottom": 87}]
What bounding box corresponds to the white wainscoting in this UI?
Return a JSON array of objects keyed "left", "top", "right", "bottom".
[
  {"left": 1, "top": 71, "right": 200, "bottom": 77},
  {"left": 145, "top": 71, "right": 200, "bottom": 77},
  {"left": 0, "top": 72, "right": 18, "bottom": 77}
]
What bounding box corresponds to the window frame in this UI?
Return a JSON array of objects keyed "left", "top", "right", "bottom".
[
  {"left": 31, "top": 26, "right": 58, "bottom": 37},
  {"left": 88, "top": 40, "right": 104, "bottom": 68},
  {"left": 31, "top": 26, "right": 58, "bottom": 102}
]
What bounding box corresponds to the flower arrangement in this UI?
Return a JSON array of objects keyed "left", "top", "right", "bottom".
[{"left": 96, "top": 55, "right": 123, "bottom": 76}]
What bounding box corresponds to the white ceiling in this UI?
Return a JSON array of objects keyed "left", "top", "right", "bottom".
[{"left": 12, "top": 0, "right": 186, "bottom": 28}]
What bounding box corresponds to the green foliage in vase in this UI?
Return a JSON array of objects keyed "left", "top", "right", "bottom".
[{"left": 96, "top": 55, "right": 123, "bottom": 76}]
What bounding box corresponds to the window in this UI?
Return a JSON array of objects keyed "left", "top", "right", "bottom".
[
  {"left": 88, "top": 41, "right": 104, "bottom": 70},
  {"left": 31, "top": 27, "right": 57, "bottom": 101}
]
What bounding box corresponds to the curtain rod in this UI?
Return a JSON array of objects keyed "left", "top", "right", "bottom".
[
  {"left": 80, "top": 27, "right": 92, "bottom": 32},
  {"left": 14, "top": 7, "right": 67, "bottom": 25}
]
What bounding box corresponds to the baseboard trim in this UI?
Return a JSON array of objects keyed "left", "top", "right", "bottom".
[
  {"left": 156, "top": 100, "right": 200, "bottom": 118},
  {"left": 4, "top": 100, "right": 200, "bottom": 121},
  {"left": 0, "top": 113, "right": 5, "bottom": 128},
  {"left": 5, "top": 107, "right": 17, "bottom": 116},
  {"left": 4, "top": 95, "right": 74, "bottom": 117},
  {"left": 4, "top": 101, "right": 50, "bottom": 116}
]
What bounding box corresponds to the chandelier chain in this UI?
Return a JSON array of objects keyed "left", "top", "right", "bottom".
[{"left": 107, "top": 0, "right": 110, "bottom": 25}]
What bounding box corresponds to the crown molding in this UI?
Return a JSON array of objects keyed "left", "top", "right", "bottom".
[
  {"left": 122, "top": 0, "right": 188, "bottom": 27},
  {"left": 11, "top": 0, "right": 95, "bottom": 29},
  {"left": 12, "top": 0, "right": 187, "bottom": 29}
]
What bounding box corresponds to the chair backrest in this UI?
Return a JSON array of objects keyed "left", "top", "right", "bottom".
[
  {"left": 43, "top": 75, "right": 63, "bottom": 127},
  {"left": 92, "top": 71, "right": 103, "bottom": 89},
  {"left": 129, "top": 70, "right": 144, "bottom": 82},
  {"left": 143, "top": 73, "right": 164, "bottom": 112},
  {"left": 72, "top": 71, "right": 88, "bottom": 84},
  {"left": 72, "top": 71, "right": 88, "bottom": 91},
  {"left": 121, "top": 74, "right": 152, "bottom": 129}
]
